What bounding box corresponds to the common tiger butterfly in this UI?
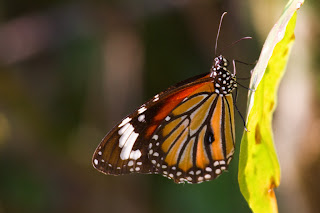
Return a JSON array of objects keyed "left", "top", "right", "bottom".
[{"left": 92, "top": 12, "right": 250, "bottom": 184}]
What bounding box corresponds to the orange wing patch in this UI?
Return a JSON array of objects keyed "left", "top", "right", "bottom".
[
  {"left": 154, "top": 83, "right": 207, "bottom": 122},
  {"left": 179, "top": 137, "right": 196, "bottom": 172},
  {"left": 162, "top": 115, "right": 186, "bottom": 137},
  {"left": 172, "top": 94, "right": 207, "bottom": 116},
  {"left": 210, "top": 97, "right": 224, "bottom": 160},
  {"left": 224, "top": 95, "right": 235, "bottom": 158},
  {"left": 145, "top": 82, "right": 209, "bottom": 138},
  {"left": 195, "top": 126, "right": 210, "bottom": 169},
  {"left": 161, "top": 119, "right": 188, "bottom": 153},
  {"left": 164, "top": 123, "right": 189, "bottom": 166},
  {"left": 189, "top": 94, "right": 216, "bottom": 135}
]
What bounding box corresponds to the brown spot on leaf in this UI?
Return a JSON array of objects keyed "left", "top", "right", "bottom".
[
  {"left": 268, "top": 177, "right": 279, "bottom": 212},
  {"left": 290, "top": 34, "right": 295, "bottom": 41},
  {"left": 268, "top": 177, "right": 277, "bottom": 199},
  {"left": 283, "top": 47, "right": 288, "bottom": 57},
  {"left": 269, "top": 100, "right": 275, "bottom": 112},
  {"left": 255, "top": 124, "right": 262, "bottom": 144}
]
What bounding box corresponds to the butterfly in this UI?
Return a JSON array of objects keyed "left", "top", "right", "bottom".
[{"left": 92, "top": 12, "right": 248, "bottom": 184}]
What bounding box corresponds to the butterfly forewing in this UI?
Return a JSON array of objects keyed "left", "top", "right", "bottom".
[
  {"left": 93, "top": 55, "right": 237, "bottom": 184},
  {"left": 93, "top": 74, "right": 213, "bottom": 175}
]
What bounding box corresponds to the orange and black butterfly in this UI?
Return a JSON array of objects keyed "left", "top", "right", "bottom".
[{"left": 92, "top": 12, "right": 249, "bottom": 184}]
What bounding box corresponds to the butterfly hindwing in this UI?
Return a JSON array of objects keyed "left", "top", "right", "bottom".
[{"left": 147, "top": 88, "right": 236, "bottom": 183}]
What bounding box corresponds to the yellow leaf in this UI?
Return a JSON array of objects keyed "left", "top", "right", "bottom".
[{"left": 238, "top": 0, "right": 304, "bottom": 212}]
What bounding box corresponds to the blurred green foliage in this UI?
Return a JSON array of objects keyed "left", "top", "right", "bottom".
[{"left": 0, "top": 0, "right": 313, "bottom": 213}]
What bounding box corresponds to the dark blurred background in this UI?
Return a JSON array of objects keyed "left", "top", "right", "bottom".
[{"left": 0, "top": 0, "right": 319, "bottom": 213}]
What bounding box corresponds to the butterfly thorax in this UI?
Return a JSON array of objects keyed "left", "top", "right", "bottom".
[{"left": 210, "top": 55, "right": 237, "bottom": 95}]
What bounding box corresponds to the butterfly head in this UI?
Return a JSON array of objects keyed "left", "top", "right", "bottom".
[{"left": 214, "top": 55, "right": 229, "bottom": 69}]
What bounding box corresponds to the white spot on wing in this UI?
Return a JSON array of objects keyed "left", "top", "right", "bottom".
[
  {"left": 118, "top": 123, "right": 130, "bottom": 135},
  {"left": 94, "top": 159, "right": 98, "bottom": 165},
  {"left": 153, "top": 94, "right": 160, "bottom": 102},
  {"left": 119, "top": 124, "right": 134, "bottom": 148},
  {"left": 205, "top": 167, "right": 212, "bottom": 172},
  {"left": 128, "top": 160, "right": 134, "bottom": 167},
  {"left": 118, "top": 117, "right": 132, "bottom": 128},
  {"left": 129, "top": 150, "right": 142, "bottom": 160},
  {"left": 204, "top": 174, "right": 211, "bottom": 179},
  {"left": 138, "top": 106, "right": 147, "bottom": 114},
  {"left": 120, "top": 131, "right": 139, "bottom": 160},
  {"left": 138, "top": 114, "right": 145, "bottom": 122}
]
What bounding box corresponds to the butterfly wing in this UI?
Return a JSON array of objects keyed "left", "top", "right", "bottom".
[
  {"left": 149, "top": 91, "right": 236, "bottom": 183},
  {"left": 92, "top": 73, "right": 235, "bottom": 183}
]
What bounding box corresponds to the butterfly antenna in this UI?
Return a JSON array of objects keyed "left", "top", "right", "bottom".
[
  {"left": 215, "top": 12, "right": 228, "bottom": 55},
  {"left": 218, "top": 36, "right": 252, "bottom": 55}
]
